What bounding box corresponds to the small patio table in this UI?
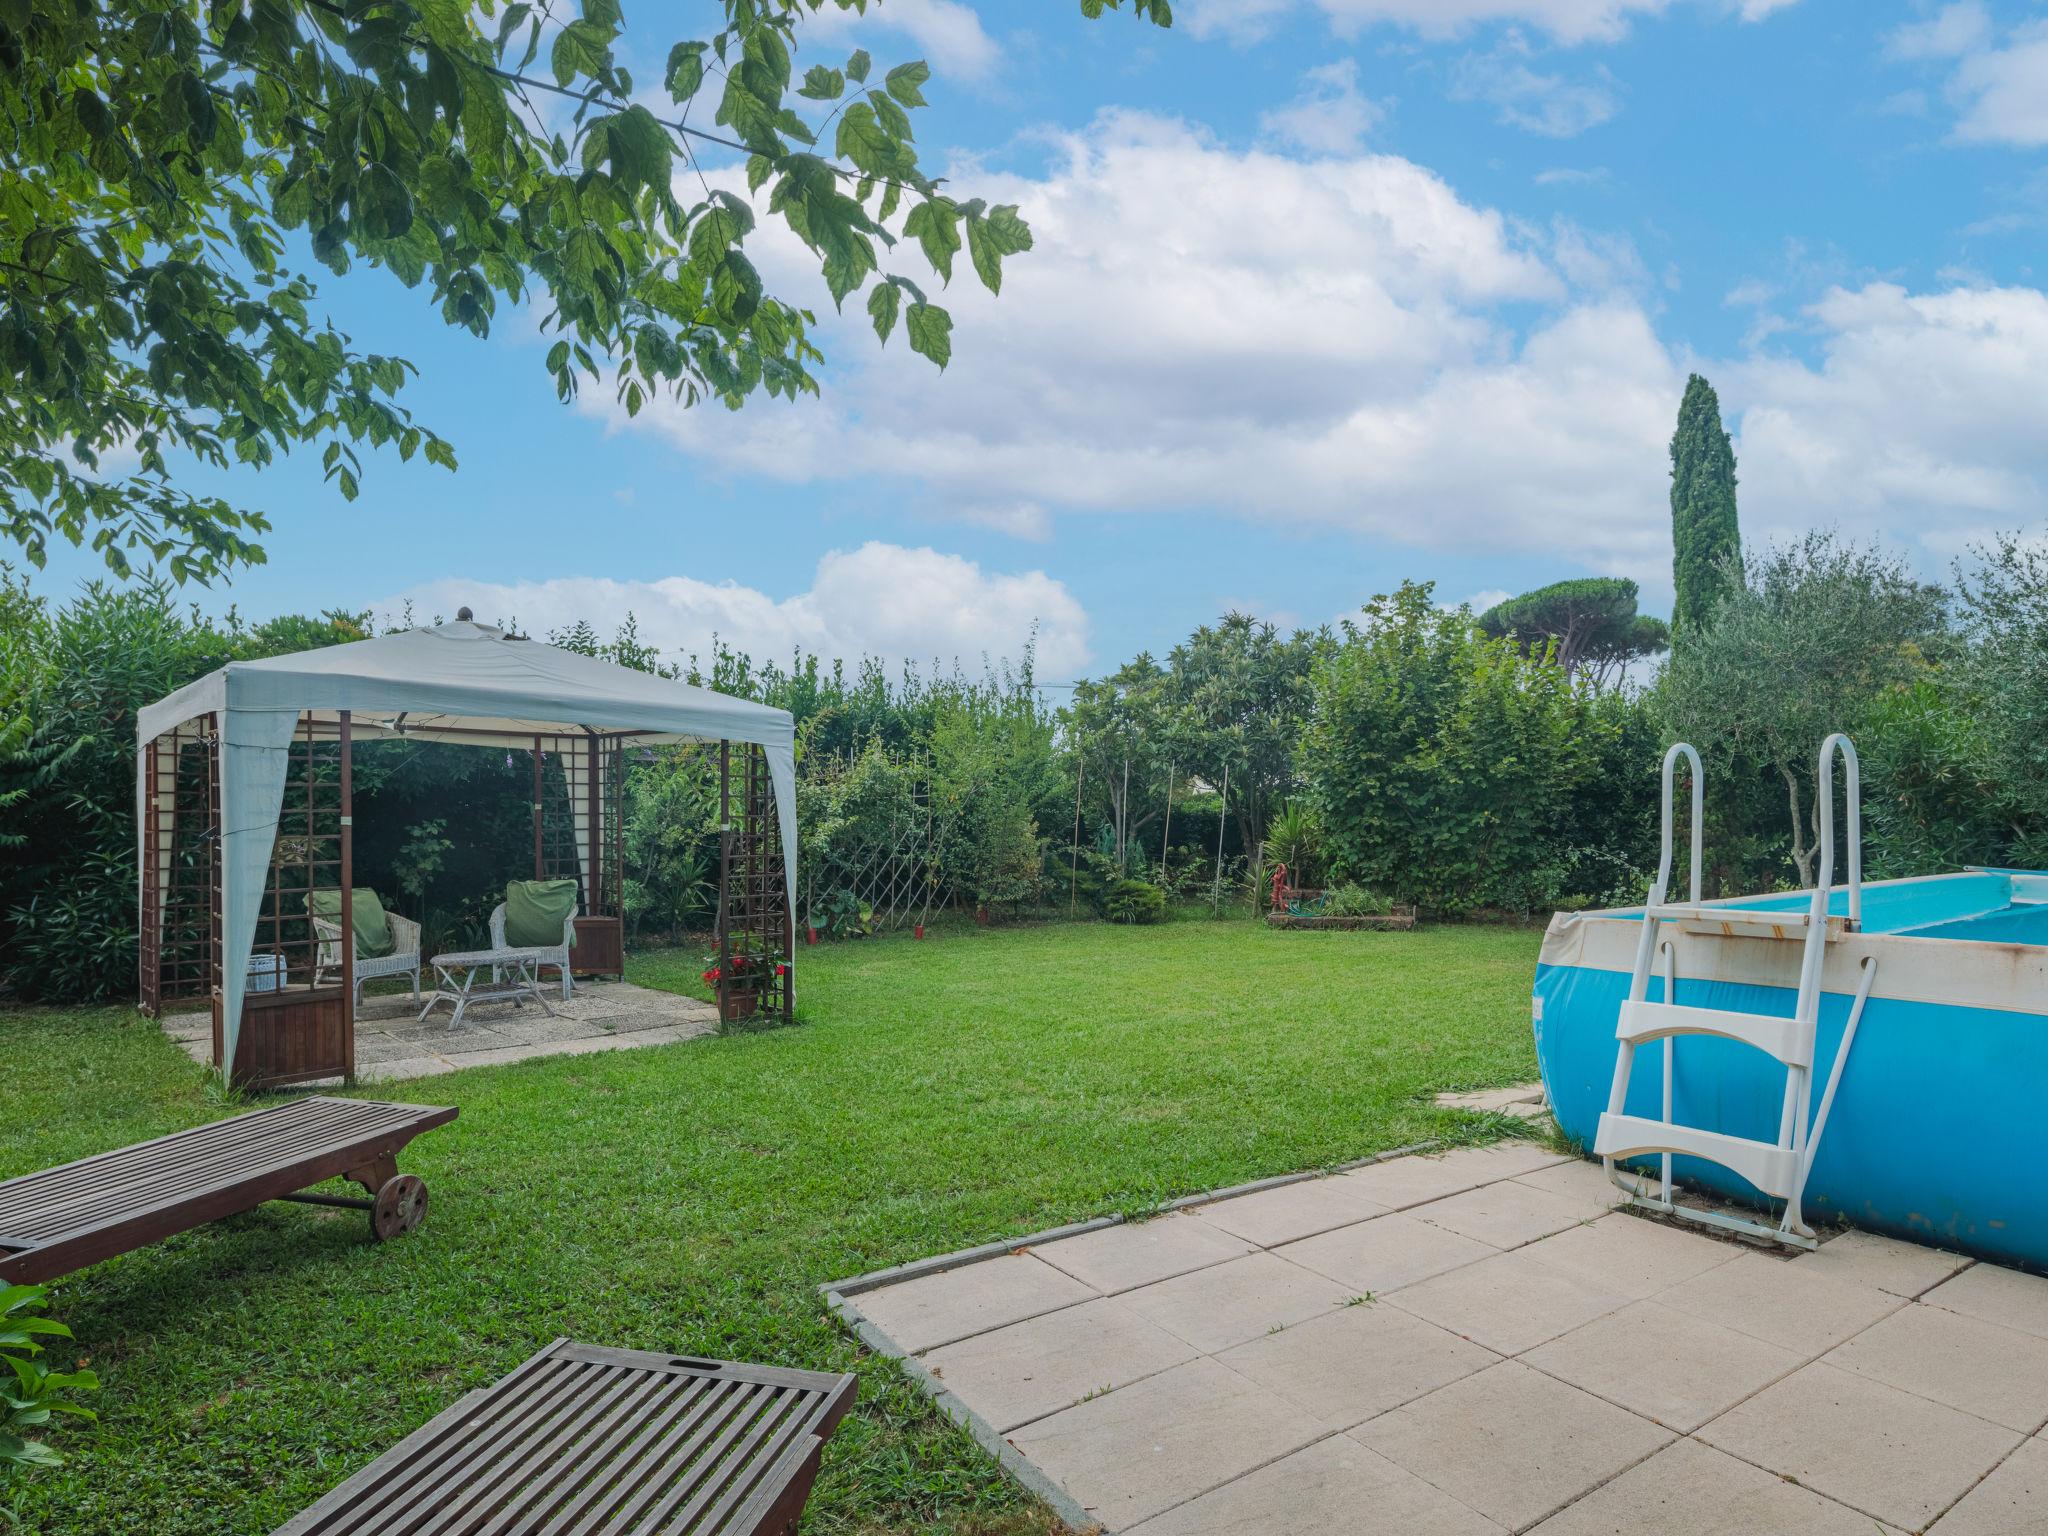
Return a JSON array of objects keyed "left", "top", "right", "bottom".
[{"left": 419, "top": 946, "right": 557, "bottom": 1029}]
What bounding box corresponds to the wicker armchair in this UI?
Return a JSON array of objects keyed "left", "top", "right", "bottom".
[
  {"left": 489, "top": 902, "right": 576, "bottom": 1000},
  {"left": 312, "top": 910, "right": 422, "bottom": 1008}
]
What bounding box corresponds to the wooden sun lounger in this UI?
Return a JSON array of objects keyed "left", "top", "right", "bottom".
[
  {"left": 275, "top": 1340, "right": 859, "bottom": 1536},
  {"left": 0, "top": 1097, "right": 456, "bottom": 1284}
]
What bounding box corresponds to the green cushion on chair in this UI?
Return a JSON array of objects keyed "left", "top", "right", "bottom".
[
  {"left": 308, "top": 888, "right": 396, "bottom": 959},
  {"left": 505, "top": 879, "right": 579, "bottom": 949}
]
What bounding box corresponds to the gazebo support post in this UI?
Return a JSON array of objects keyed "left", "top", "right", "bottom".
[
  {"left": 339, "top": 710, "right": 354, "bottom": 1066},
  {"left": 717, "top": 740, "right": 734, "bottom": 1021}
]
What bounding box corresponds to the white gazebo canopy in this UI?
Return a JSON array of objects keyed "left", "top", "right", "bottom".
[{"left": 137, "top": 618, "right": 797, "bottom": 1069}]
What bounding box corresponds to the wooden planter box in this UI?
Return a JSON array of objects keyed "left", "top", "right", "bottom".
[
  {"left": 214, "top": 985, "right": 352, "bottom": 1090},
  {"left": 1266, "top": 906, "right": 1418, "bottom": 932}
]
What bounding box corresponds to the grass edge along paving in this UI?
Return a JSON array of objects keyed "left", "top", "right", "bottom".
[{"left": 0, "top": 919, "right": 1544, "bottom": 1535}]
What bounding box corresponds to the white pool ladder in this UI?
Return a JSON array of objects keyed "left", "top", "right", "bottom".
[{"left": 1597, "top": 734, "right": 1878, "bottom": 1250}]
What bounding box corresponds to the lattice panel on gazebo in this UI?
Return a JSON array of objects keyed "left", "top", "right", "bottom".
[
  {"left": 252, "top": 716, "right": 345, "bottom": 991},
  {"left": 717, "top": 741, "right": 792, "bottom": 1022},
  {"left": 139, "top": 717, "right": 218, "bottom": 1017}
]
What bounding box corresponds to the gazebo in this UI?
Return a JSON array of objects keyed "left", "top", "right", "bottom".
[{"left": 135, "top": 615, "right": 797, "bottom": 1088}]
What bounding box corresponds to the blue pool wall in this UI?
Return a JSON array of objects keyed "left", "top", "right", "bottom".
[{"left": 1533, "top": 871, "right": 2048, "bottom": 1271}]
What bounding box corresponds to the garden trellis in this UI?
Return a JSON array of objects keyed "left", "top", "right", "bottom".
[
  {"left": 801, "top": 747, "right": 957, "bottom": 934},
  {"left": 136, "top": 615, "right": 798, "bottom": 1087}
]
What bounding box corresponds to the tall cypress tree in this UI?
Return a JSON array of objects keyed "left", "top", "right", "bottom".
[{"left": 1669, "top": 373, "right": 1741, "bottom": 633}]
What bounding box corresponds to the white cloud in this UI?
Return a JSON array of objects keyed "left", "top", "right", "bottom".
[
  {"left": 1886, "top": 1, "right": 1992, "bottom": 61},
  {"left": 1449, "top": 33, "right": 1620, "bottom": 137},
  {"left": 383, "top": 544, "right": 1091, "bottom": 676},
  {"left": 1308, "top": 0, "right": 1671, "bottom": 44},
  {"left": 585, "top": 111, "right": 2048, "bottom": 605},
  {"left": 1729, "top": 283, "right": 2048, "bottom": 556},
  {"left": 803, "top": 0, "right": 999, "bottom": 83},
  {"left": 1188, "top": 0, "right": 1797, "bottom": 44},
  {"left": 1887, "top": 6, "right": 2048, "bottom": 148},
  {"left": 1534, "top": 165, "right": 1612, "bottom": 187},
  {"left": 1258, "top": 60, "right": 1384, "bottom": 154},
  {"left": 1182, "top": 0, "right": 1297, "bottom": 43}
]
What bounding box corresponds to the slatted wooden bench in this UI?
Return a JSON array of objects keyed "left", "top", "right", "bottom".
[
  {"left": 276, "top": 1340, "right": 858, "bottom": 1536},
  {"left": 0, "top": 1097, "right": 456, "bottom": 1284}
]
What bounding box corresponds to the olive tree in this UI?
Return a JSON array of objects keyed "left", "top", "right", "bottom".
[{"left": 1660, "top": 532, "right": 1945, "bottom": 887}]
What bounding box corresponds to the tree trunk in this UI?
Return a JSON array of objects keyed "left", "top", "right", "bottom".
[{"left": 1781, "top": 764, "right": 1815, "bottom": 887}]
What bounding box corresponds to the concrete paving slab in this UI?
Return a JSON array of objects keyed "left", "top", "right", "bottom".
[
  {"left": 1387, "top": 1246, "right": 1632, "bottom": 1357},
  {"left": 1800, "top": 1229, "right": 1973, "bottom": 1299},
  {"left": 1521, "top": 1299, "right": 1802, "bottom": 1433},
  {"left": 1351, "top": 1359, "right": 1673, "bottom": 1533},
  {"left": 1337, "top": 1144, "right": 1570, "bottom": 1211},
  {"left": 1697, "top": 1361, "right": 2024, "bottom": 1531},
  {"left": 1278, "top": 1212, "right": 1498, "bottom": 1296},
  {"left": 1031, "top": 1213, "right": 1255, "bottom": 1295},
  {"left": 1656, "top": 1251, "right": 1904, "bottom": 1357},
  {"left": 1924, "top": 1262, "right": 2048, "bottom": 1342},
  {"left": 1217, "top": 1297, "right": 1496, "bottom": 1429},
  {"left": 1119, "top": 1251, "right": 1359, "bottom": 1354},
  {"left": 1509, "top": 1158, "right": 1640, "bottom": 1214},
  {"left": 853, "top": 1253, "right": 1093, "bottom": 1354},
  {"left": 1436, "top": 1085, "right": 1546, "bottom": 1112},
  {"left": 1192, "top": 1178, "right": 1391, "bottom": 1248},
  {"left": 1412, "top": 1181, "right": 1599, "bottom": 1250},
  {"left": 922, "top": 1296, "right": 1198, "bottom": 1432},
  {"left": 1824, "top": 1300, "right": 2048, "bottom": 1434},
  {"left": 1518, "top": 1211, "right": 1737, "bottom": 1300},
  {"left": 1124, "top": 1432, "right": 1506, "bottom": 1536},
  {"left": 1927, "top": 1434, "right": 2048, "bottom": 1536},
  {"left": 1008, "top": 1357, "right": 1329, "bottom": 1531},
  {"left": 1525, "top": 1437, "right": 1905, "bottom": 1536}
]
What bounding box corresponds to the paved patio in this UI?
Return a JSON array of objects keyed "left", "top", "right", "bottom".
[
  {"left": 164, "top": 977, "right": 718, "bottom": 1083},
  {"left": 832, "top": 1141, "right": 2048, "bottom": 1535}
]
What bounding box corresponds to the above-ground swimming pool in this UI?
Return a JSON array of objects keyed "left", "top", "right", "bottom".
[{"left": 1534, "top": 868, "right": 2048, "bottom": 1270}]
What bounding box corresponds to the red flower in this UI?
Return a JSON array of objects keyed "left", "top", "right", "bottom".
[{"left": 774, "top": 963, "right": 787, "bottom": 976}]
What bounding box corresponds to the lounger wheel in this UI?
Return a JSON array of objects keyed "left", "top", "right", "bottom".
[{"left": 370, "top": 1174, "right": 428, "bottom": 1241}]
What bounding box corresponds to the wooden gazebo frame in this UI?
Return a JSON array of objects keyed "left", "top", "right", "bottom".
[{"left": 137, "top": 619, "right": 796, "bottom": 1090}]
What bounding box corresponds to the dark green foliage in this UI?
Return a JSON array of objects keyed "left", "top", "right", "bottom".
[
  {"left": 0, "top": 1, "right": 1167, "bottom": 582},
  {"left": 1669, "top": 374, "right": 1741, "bottom": 635},
  {"left": 1863, "top": 535, "right": 2048, "bottom": 874},
  {"left": 1302, "top": 581, "right": 1655, "bottom": 916},
  {"left": 1320, "top": 884, "right": 1391, "bottom": 917},
  {"left": 1478, "top": 577, "right": 1669, "bottom": 686},
  {"left": 1658, "top": 533, "right": 1946, "bottom": 887},
  {"left": 0, "top": 576, "right": 365, "bottom": 1000},
  {"left": 0, "top": 1283, "right": 97, "bottom": 1472},
  {"left": 1104, "top": 878, "right": 1166, "bottom": 923}
]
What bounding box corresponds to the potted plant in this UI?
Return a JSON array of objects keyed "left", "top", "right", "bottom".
[{"left": 701, "top": 940, "right": 760, "bottom": 1022}]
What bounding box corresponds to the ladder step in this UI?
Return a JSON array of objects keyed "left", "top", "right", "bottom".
[
  {"left": 1617, "top": 1000, "right": 1812, "bottom": 1068},
  {"left": 1595, "top": 1113, "right": 1800, "bottom": 1200}
]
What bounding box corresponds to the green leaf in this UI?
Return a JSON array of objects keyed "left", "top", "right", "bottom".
[
  {"left": 666, "top": 40, "right": 706, "bottom": 102},
  {"left": 902, "top": 197, "right": 960, "bottom": 283},
  {"left": 846, "top": 48, "right": 872, "bottom": 83},
  {"left": 798, "top": 65, "right": 845, "bottom": 101},
  {"left": 867, "top": 280, "right": 900, "bottom": 343},
  {"left": 884, "top": 60, "right": 931, "bottom": 108},
  {"left": 905, "top": 301, "right": 951, "bottom": 368},
  {"left": 833, "top": 102, "right": 893, "bottom": 176},
  {"left": 712, "top": 250, "right": 762, "bottom": 323},
  {"left": 582, "top": 0, "right": 621, "bottom": 29},
  {"left": 870, "top": 89, "right": 912, "bottom": 142},
  {"left": 358, "top": 164, "right": 414, "bottom": 240},
  {"left": 604, "top": 105, "right": 672, "bottom": 194},
  {"left": 964, "top": 203, "right": 1032, "bottom": 295},
  {"left": 550, "top": 19, "right": 611, "bottom": 87}
]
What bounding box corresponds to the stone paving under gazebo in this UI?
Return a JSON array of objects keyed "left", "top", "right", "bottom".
[
  {"left": 163, "top": 977, "right": 717, "bottom": 1084},
  {"left": 828, "top": 1141, "right": 2048, "bottom": 1535}
]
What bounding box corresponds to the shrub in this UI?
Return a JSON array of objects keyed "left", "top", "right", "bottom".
[
  {"left": 1104, "top": 878, "right": 1166, "bottom": 924},
  {"left": 0, "top": 1284, "right": 97, "bottom": 1472},
  {"left": 1321, "top": 884, "right": 1392, "bottom": 917}
]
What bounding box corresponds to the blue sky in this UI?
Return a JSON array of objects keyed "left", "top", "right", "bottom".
[{"left": 29, "top": 0, "right": 2048, "bottom": 681}]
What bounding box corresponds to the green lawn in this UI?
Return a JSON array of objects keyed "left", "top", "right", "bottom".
[{"left": 1, "top": 918, "right": 1543, "bottom": 1535}]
